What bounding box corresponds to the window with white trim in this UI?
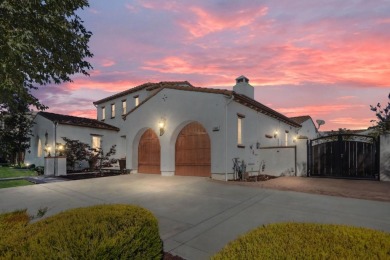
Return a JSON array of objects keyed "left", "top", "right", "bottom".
[
  {"left": 111, "top": 103, "right": 115, "bottom": 118},
  {"left": 102, "top": 107, "right": 105, "bottom": 120},
  {"left": 134, "top": 96, "right": 139, "bottom": 107},
  {"left": 237, "top": 113, "right": 245, "bottom": 145},
  {"left": 122, "top": 100, "right": 127, "bottom": 115},
  {"left": 92, "top": 136, "right": 101, "bottom": 150}
]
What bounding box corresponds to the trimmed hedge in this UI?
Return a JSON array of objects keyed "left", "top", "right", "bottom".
[
  {"left": 212, "top": 222, "right": 390, "bottom": 259},
  {"left": 1, "top": 205, "right": 163, "bottom": 259}
]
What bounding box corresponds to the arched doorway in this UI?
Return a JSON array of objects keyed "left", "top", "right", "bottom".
[
  {"left": 138, "top": 129, "right": 160, "bottom": 174},
  {"left": 175, "top": 122, "right": 211, "bottom": 177}
]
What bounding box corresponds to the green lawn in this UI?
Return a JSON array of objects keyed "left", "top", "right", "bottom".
[
  {"left": 0, "top": 167, "right": 38, "bottom": 178},
  {"left": 0, "top": 180, "right": 34, "bottom": 189}
]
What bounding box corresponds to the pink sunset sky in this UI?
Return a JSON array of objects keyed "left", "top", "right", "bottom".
[{"left": 33, "top": 0, "right": 390, "bottom": 131}]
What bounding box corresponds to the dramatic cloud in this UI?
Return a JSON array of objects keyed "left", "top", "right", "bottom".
[{"left": 34, "top": 0, "right": 390, "bottom": 130}]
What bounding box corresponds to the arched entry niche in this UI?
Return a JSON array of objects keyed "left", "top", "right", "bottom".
[
  {"left": 175, "top": 122, "right": 211, "bottom": 177},
  {"left": 138, "top": 128, "right": 160, "bottom": 174}
]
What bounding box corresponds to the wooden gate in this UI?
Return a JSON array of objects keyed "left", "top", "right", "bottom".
[
  {"left": 175, "top": 122, "right": 211, "bottom": 177},
  {"left": 138, "top": 129, "right": 160, "bottom": 174},
  {"left": 307, "top": 134, "right": 379, "bottom": 180}
]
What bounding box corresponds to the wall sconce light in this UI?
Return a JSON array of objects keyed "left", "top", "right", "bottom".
[
  {"left": 159, "top": 118, "right": 166, "bottom": 136},
  {"left": 274, "top": 131, "right": 278, "bottom": 138},
  {"left": 46, "top": 146, "right": 52, "bottom": 157},
  {"left": 293, "top": 136, "right": 298, "bottom": 143},
  {"left": 58, "top": 144, "right": 64, "bottom": 156}
]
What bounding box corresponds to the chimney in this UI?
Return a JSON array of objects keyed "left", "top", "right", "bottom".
[{"left": 233, "top": 75, "right": 254, "bottom": 99}]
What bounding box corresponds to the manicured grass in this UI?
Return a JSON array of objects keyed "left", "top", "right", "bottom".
[
  {"left": 213, "top": 222, "right": 390, "bottom": 259},
  {"left": 0, "top": 180, "right": 34, "bottom": 189},
  {"left": 0, "top": 167, "right": 37, "bottom": 178}
]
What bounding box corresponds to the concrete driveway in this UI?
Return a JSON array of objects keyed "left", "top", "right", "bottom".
[{"left": 1, "top": 174, "right": 389, "bottom": 260}]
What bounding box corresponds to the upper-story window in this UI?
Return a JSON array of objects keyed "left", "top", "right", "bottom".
[
  {"left": 111, "top": 103, "right": 115, "bottom": 118},
  {"left": 122, "top": 100, "right": 127, "bottom": 115},
  {"left": 237, "top": 113, "right": 245, "bottom": 146},
  {"left": 102, "top": 107, "right": 105, "bottom": 120},
  {"left": 285, "top": 131, "right": 289, "bottom": 146},
  {"left": 134, "top": 95, "right": 139, "bottom": 107}
]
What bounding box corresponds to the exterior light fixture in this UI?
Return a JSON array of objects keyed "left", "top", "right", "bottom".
[
  {"left": 274, "top": 131, "right": 278, "bottom": 138},
  {"left": 46, "top": 146, "right": 52, "bottom": 157},
  {"left": 159, "top": 118, "right": 166, "bottom": 136},
  {"left": 293, "top": 136, "right": 298, "bottom": 143},
  {"left": 58, "top": 144, "right": 64, "bottom": 156}
]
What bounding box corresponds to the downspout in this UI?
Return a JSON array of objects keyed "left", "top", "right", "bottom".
[
  {"left": 54, "top": 121, "right": 58, "bottom": 176},
  {"left": 225, "top": 95, "right": 234, "bottom": 181}
]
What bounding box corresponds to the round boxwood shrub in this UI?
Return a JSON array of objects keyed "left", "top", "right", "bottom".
[
  {"left": 2, "top": 205, "right": 162, "bottom": 259},
  {"left": 212, "top": 222, "right": 390, "bottom": 259}
]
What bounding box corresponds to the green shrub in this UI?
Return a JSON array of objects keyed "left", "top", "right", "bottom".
[
  {"left": 0, "top": 209, "right": 30, "bottom": 253},
  {"left": 1, "top": 205, "right": 163, "bottom": 259},
  {"left": 212, "top": 222, "right": 390, "bottom": 259}
]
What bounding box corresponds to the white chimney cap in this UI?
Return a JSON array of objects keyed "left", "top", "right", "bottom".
[{"left": 236, "top": 75, "right": 249, "bottom": 83}]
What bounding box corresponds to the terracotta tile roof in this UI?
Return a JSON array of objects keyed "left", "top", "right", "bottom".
[
  {"left": 38, "top": 112, "right": 119, "bottom": 131},
  {"left": 232, "top": 93, "right": 301, "bottom": 127},
  {"left": 289, "top": 115, "right": 312, "bottom": 124},
  {"left": 122, "top": 83, "right": 301, "bottom": 127},
  {"left": 93, "top": 81, "right": 194, "bottom": 105}
]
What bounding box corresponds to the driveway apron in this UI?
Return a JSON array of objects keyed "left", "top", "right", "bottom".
[{"left": 0, "top": 174, "right": 389, "bottom": 260}]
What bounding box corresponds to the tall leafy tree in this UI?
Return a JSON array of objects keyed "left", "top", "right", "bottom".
[
  {"left": 0, "top": 0, "right": 93, "bottom": 110},
  {"left": 0, "top": 98, "right": 34, "bottom": 165}
]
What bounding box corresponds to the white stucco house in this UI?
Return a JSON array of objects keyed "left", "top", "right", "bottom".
[
  {"left": 26, "top": 76, "right": 318, "bottom": 179},
  {"left": 25, "top": 112, "right": 119, "bottom": 168}
]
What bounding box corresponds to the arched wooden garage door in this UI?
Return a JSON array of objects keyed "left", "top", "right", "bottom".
[
  {"left": 138, "top": 129, "right": 160, "bottom": 174},
  {"left": 175, "top": 122, "right": 211, "bottom": 177}
]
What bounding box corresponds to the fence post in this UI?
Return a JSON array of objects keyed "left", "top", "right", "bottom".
[
  {"left": 307, "top": 140, "right": 311, "bottom": 177},
  {"left": 376, "top": 136, "right": 380, "bottom": 181}
]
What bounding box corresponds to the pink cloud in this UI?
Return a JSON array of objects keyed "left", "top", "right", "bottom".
[
  {"left": 179, "top": 6, "right": 268, "bottom": 38},
  {"left": 276, "top": 104, "right": 366, "bottom": 117},
  {"left": 69, "top": 109, "right": 97, "bottom": 119},
  {"left": 65, "top": 79, "right": 144, "bottom": 92},
  {"left": 329, "top": 117, "right": 374, "bottom": 128},
  {"left": 101, "top": 59, "right": 116, "bottom": 67},
  {"left": 337, "top": 96, "right": 357, "bottom": 100}
]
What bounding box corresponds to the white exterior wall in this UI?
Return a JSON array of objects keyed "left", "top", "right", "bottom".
[
  {"left": 25, "top": 115, "right": 54, "bottom": 167},
  {"left": 380, "top": 133, "right": 390, "bottom": 181},
  {"left": 96, "top": 88, "right": 149, "bottom": 126},
  {"left": 118, "top": 88, "right": 300, "bottom": 180},
  {"left": 122, "top": 89, "right": 227, "bottom": 176},
  {"left": 298, "top": 119, "right": 318, "bottom": 139},
  {"left": 25, "top": 115, "right": 119, "bottom": 167},
  {"left": 296, "top": 139, "right": 308, "bottom": 176},
  {"left": 221, "top": 101, "right": 301, "bottom": 180},
  {"left": 259, "top": 147, "right": 296, "bottom": 177}
]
